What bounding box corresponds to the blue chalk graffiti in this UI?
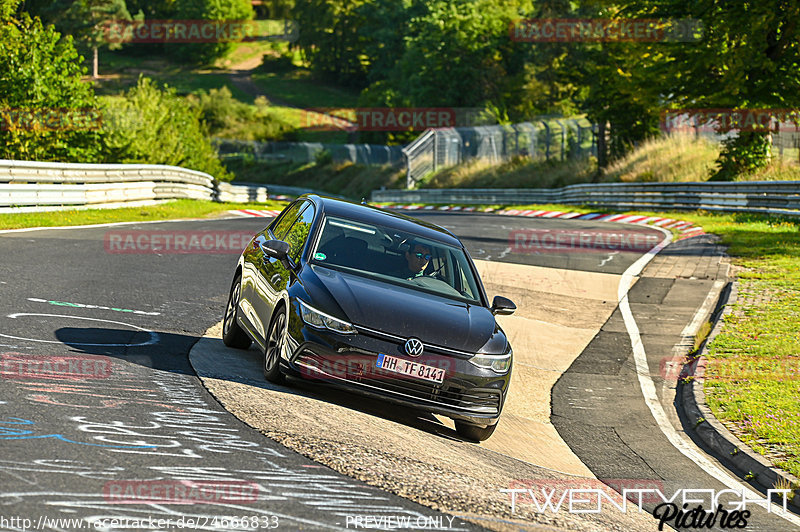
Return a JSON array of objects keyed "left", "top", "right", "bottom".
[{"left": 0, "top": 417, "right": 157, "bottom": 449}]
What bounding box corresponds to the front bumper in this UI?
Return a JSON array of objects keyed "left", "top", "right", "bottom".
[{"left": 282, "top": 324, "right": 510, "bottom": 427}]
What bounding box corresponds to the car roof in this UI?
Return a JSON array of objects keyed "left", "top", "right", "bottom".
[{"left": 303, "top": 195, "right": 463, "bottom": 247}]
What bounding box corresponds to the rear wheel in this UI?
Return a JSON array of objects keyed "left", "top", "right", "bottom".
[
  {"left": 455, "top": 420, "right": 497, "bottom": 442},
  {"left": 222, "top": 275, "right": 252, "bottom": 349},
  {"left": 263, "top": 307, "right": 287, "bottom": 384}
]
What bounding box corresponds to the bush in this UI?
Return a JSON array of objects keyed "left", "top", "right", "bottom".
[
  {"left": 188, "top": 86, "right": 296, "bottom": 141},
  {"left": 100, "top": 77, "right": 232, "bottom": 180},
  {"left": 258, "top": 54, "right": 295, "bottom": 73},
  {"left": 314, "top": 149, "right": 333, "bottom": 167},
  {"left": 711, "top": 131, "right": 773, "bottom": 181}
]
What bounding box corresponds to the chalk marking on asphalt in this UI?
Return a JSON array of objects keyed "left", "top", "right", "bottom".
[
  {"left": 27, "top": 298, "right": 160, "bottom": 316},
  {"left": 619, "top": 227, "right": 800, "bottom": 525},
  {"left": 598, "top": 252, "right": 618, "bottom": 267},
  {"left": 0, "top": 314, "right": 159, "bottom": 347}
]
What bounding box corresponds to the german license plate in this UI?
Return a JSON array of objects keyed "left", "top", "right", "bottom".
[{"left": 376, "top": 354, "right": 445, "bottom": 383}]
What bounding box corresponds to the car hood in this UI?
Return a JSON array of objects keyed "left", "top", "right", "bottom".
[{"left": 310, "top": 265, "right": 497, "bottom": 352}]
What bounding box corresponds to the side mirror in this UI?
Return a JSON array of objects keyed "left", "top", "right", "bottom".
[
  {"left": 259, "top": 239, "right": 290, "bottom": 261},
  {"left": 491, "top": 295, "right": 516, "bottom": 316},
  {"left": 259, "top": 239, "right": 297, "bottom": 271}
]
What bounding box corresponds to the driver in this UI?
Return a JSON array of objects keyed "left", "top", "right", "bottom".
[{"left": 391, "top": 240, "right": 432, "bottom": 280}]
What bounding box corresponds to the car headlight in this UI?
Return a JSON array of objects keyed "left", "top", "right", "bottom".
[
  {"left": 298, "top": 299, "right": 356, "bottom": 334},
  {"left": 468, "top": 350, "right": 512, "bottom": 373}
]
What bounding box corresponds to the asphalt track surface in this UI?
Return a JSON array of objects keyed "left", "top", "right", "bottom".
[{"left": 0, "top": 212, "right": 793, "bottom": 531}]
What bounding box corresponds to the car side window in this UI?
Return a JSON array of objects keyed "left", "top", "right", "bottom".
[
  {"left": 284, "top": 202, "right": 315, "bottom": 263},
  {"left": 270, "top": 201, "right": 304, "bottom": 240}
]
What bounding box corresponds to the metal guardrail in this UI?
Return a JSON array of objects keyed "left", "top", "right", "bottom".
[
  {"left": 371, "top": 182, "right": 800, "bottom": 216},
  {"left": 0, "top": 160, "right": 269, "bottom": 212}
]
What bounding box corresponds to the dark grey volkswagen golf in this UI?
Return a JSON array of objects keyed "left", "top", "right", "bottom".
[{"left": 222, "top": 195, "right": 516, "bottom": 441}]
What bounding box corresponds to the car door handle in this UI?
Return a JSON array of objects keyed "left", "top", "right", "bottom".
[{"left": 271, "top": 273, "right": 282, "bottom": 285}]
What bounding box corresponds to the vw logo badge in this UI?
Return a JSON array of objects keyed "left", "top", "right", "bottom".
[{"left": 404, "top": 338, "right": 424, "bottom": 357}]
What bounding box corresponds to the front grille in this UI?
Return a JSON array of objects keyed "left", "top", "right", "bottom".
[
  {"left": 358, "top": 376, "right": 500, "bottom": 414},
  {"left": 354, "top": 325, "right": 474, "bottom": 359},
  {"left": 295, "top": 351, "right": 500, "bottom": 415}
]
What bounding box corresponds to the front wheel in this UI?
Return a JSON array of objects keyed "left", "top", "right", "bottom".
[
  {"left": 222, "top": 275, "right": 252, "bottom": 349},
  {"left": 455, "top": 420, "right": 497, "bottom": 442},
  {"left": 263, "top": 307, "right": 287, "bottom": 384}
]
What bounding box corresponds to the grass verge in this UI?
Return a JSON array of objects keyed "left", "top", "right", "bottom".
[
  {"left": 419, "top": 156, "right": 597, "bottom": 189},
  {"left": 0, "top": 199, "right": 286, "bottom": 230},
  {"left": 690, "top": 213, "right": 800, "bottom": 479},
  {"left": 250, "top": 69, "right": 359, "bottom": 109}
]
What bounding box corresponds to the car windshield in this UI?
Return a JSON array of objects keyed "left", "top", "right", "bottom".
[{"left": 311, "top": 216, "right": 483, "bottom": 305}]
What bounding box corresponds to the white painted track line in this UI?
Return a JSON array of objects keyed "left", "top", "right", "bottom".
[{"left": 619, "top": 227, "right": 800, "bottom": 525}]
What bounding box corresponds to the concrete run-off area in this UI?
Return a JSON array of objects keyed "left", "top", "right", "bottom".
[{"left": 190, "top": 259, "right": 657, "bottom": 531}]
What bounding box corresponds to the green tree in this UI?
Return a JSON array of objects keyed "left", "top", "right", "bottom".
[
  {"left": 292, "top": 0, "right": 369, "bottom": 87},
  {"left": 122, "top": 0, "right": 177, "bottom": 19},
  {"left": 0, "top": 1, "right": 104, "bottom": 161},
  {"left": 388, "top": 0, "right": 514, "bottom": 107},
  {"left": 355, "top": 0, "right": 421, "bottom": 86},
  {"left": 632, "top": 0, "right": 800, "bottom": 178},
  {"left": 100, "top": 77, "right": 232, "bottom": 179},
  {"left": 168, "top": 0, "right": 254, "bottom": 65},
  {"left": 62, "top": 0, "right": 140, "bottom": 78},
  {"left": 359, "top": 1, "right": 535, "bottom": 111}
]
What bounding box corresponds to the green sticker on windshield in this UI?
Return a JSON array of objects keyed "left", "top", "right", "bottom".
[{"left": 314, "top": 252, "right": 327, "bottom": 260}]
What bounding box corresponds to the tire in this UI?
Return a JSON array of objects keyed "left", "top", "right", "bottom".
[
  {"left": 222, "top": 275, "right": 252, "bottom": 349},
  {"left": 263, "top": 306, "right": 287, "bottom": 384},
  {"left": 455, "top": 420, "right": 498, "bottom": 442}
]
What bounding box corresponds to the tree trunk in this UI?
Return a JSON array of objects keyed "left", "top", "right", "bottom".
[{"left": 93, "top": 47, "right": 99, "bottom": 79}]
